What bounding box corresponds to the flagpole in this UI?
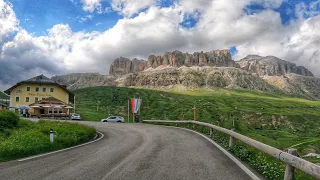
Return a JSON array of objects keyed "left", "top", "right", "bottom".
[{"left": 128, "top": 100, "right": 129, "bottom": 123}]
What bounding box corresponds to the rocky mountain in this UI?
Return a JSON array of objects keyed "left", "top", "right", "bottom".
[
  {"left": 116, "top": 66, "right": 277, "bottom": 91},
  {"left": 147, "top": 49, "right": 237, "bottom": 68},
  {"left": 109, "top": 49, "right": 237, "bottom": 76},
  {"left": 109, "top": 57, "right": 147, "bottom": 76},
  {"left": 52, "top": 73, "right": 116, "bottom": 90},
  {"left": 238, "top": 55, "right": 314, "bottom": 77},
  {"left": 51, "top": 50, "right": 320, "bottom": 100},
  {"left": 264, "top": 74, "right": 320, "bottom": 100}
]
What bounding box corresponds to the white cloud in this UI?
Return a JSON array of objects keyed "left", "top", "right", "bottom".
[
  {"left": 0, "top": 0, "right": 19, "bottom": 44},
  {"left": 111, "top": 0, "right": 156, "bottom": 17},
  {"left": 81, "top": 0, "right": 102, "bottom": 13},
  {"left": 78, "top": 14, "right": 94, "bottom": 23},
  {"left": 1, "top": 0, "right": 320, "bottom": 90}
]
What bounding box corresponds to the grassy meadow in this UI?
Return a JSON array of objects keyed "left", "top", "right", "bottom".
[
  {"left": 74, "top": 86, "right": 320, "bottom": 179},
  {"left": 0, "top": 117, "right": 96, "bottom": 162}
]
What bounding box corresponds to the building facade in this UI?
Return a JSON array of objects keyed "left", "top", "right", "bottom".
[{"left": 5, "top": 75, "right": 74, "bottom": 117}]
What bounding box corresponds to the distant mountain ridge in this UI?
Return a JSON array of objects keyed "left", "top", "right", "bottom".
[
  {"left": 51, "top": 50, "right": 320, "bottom": 100},
  {"left": 109, "top": 49, "right": 237, "bottom": 76},
  {"left": 238, "top": 55, "right": 314, "bottom": 77},
  {"left": 109, "top": 50, "right": 313, "bottom": 78}
]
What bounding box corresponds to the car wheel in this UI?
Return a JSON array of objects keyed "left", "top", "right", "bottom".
[
  {"left": 117, "top": 120, "right": 122, "bottom": 123},
  {"left": 103, "top": 120, "right": 108, "bottom": 122}
]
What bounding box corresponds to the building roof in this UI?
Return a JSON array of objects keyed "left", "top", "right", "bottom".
[
  {"left": 4, "top": 75, "right": 74, "bottom": 97},
  {"left": 29, "top": 97, "right": 64, "bottom": 105}
]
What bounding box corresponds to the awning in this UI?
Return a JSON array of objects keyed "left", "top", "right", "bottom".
[
  {"left": 30, "top": 105, "right": 40, "bottom": 108},
  {"left": 19, "top": 105, "right": 30, "bottom": 109},
  {"left": 9, "top": 106, "right": 16, "bottom": 109},
  {"left": 63, "top": 106, "right": 73, "bottom": 109}
]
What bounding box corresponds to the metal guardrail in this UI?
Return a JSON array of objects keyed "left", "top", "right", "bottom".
[{"left": 143, "top": 120, "right": 320, "bottom": 180}]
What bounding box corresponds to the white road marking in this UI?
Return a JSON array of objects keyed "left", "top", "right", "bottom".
[{"left": 18, "top": 131, "right": 104, "bottom": 162}]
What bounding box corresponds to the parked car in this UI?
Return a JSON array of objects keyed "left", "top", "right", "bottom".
[
  {"left": 71, "top": 113, "right": 81, "bottom": 120},
  {"left": 101, "top": 116, "right": 125, "bottom": 123}
]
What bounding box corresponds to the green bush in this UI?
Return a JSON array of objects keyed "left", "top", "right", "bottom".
[{"left": 0, "top": 110, "right": 20, "bottom": 130}]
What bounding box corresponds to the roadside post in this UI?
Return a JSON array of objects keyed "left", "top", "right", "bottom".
[
  {"left": 192, "top": 105, "right": 197, "bottom": 129},
  {"left": 229, "top": 128, "right": 235, "bottom": 148},
  {"left": 50, "top": 129, "right": 54, "bottom": 143},
  {"left": 284, "top": 148, "right": 298, "bottom": 180}
]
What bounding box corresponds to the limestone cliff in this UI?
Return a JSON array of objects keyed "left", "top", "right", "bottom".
[
  {"left": 109, "top": 57, "right": 147, "bottom": 76},
  {"left": 110, "top": 49, "right": 236, "bottom": 76},
  {"left": 238, "top": 55, "right": 314, "bottom": 77}
]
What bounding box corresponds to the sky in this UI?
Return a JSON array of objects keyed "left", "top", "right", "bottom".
[{"left": 0, "top": 0, "right": 320, "bottom": 90}]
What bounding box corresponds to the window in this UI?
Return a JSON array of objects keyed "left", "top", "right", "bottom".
[
  {"left": 59, "top": 109, "right": 63, "bottom": 113},
  {"left": 16, "top": 97, "right": 20, "bottom": 102},
  {"left": 54, "top": 109, "right": 58, "bottom": 114},
  {"left": 50, "top": 88, "right": 54, "bottom": 92},
  {"left": 49, "top": 109, "right": 53, "bottom": 114},
  {"left": 43, "top": 87, "right": 46, "bottom": 92},
  {"left": 109, "top": 117, "right": 117, "bottom": 119},
  {"left": 35, "top": 97, "right": 38, "bottom": 102},
  {"left": 26, "top": 97, "right": 29, "bottom": 102},
  {"left": 26, "top": 87, "right": 30, "bottom": 91},
  {"left": 35, "top": 87, "right": 39, "bottom": 92}
]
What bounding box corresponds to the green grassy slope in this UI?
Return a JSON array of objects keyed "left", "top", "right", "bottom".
[
  {"left": 0, "top": 119, "right": 96, "bottom": 162},
  {"left": 74, "top": 86, "right": 320, "bottom": 155}
]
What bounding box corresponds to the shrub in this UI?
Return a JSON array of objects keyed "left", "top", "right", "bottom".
[{"left": 0, "top": 110, "right": 20, "bottom": 130}]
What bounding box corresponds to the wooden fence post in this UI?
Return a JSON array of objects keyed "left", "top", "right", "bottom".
[
  {"left": 284, "top": 148, "right": 298, "bottom": 180},
  {"left": 229, "top": 128, "right": 235, "bottom": 148}
]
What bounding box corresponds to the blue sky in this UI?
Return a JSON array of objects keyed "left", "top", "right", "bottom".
[
  {"left": 9, "top": 0, "right": 315, "bottom": 36},
  {"left": 9, "top": 0, "right": 122, "bottom": 35},
  {"left": 0, "top": 0, "right": 320, "bottom": 89}
]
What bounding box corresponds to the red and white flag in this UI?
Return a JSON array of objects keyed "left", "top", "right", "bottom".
[{"left": 131, "top": 98, "right": 142, "bottom": 114}]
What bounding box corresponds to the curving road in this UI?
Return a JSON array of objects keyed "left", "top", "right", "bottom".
[{"left": 0, "top": 122, "right": 252, "bottom": 180}]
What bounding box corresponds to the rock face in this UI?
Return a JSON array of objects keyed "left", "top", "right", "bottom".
[
  {"left": 264, "top": 74, "right": 320, "bottom": 100},
  {"left": 110, "top": 49, "right": 236, "bottom": 76},
  {"left": 238, "top": 55, "right": 314, "bottom": 77},
  {"left": 51, "top": 73, "right": 116, "bottom": 90},
  {"left": 109, "top": 57, "right": 147, "bottom": 76},
  {"left": 124, "top": 66, "right": 277, "bottom": 91},
  {"left": 147, "top": 49, "right": 236, "bottom": 68}
]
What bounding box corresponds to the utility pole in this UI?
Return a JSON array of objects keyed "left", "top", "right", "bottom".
[
  {"left": 128, "top": 100, "right": 130, "bottom": 123},
  {"left": 73, "top": 95, "right": 76, "bottom": 114}
]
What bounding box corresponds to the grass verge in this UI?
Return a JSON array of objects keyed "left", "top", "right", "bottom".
[{"left": 0, "top": 119, "right": 96, "bottom": 162}]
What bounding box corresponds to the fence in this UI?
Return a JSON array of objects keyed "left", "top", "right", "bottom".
[{"left": 143, "top": 120, "right": 320, "bottom": 180}]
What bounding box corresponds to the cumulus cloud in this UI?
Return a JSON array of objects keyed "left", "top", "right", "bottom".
[
  {"left": 1, "top": 0, "right": 320, "bottom": 90},
  {"left": 81, "top": 0, "right": 102, "bottom": 13},
  {"left": 0, "top": 0, "right": 19, "bottom": 44},
  {"left": 111, "top": 0, "right": 156, "bottom": 17}
]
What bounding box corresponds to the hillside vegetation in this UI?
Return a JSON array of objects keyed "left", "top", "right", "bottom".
[
  {"left": 74, "top": 86, "right": 320, "bottom": 179},
  {"left": 0, "top": 111, "right": 96, "bottom": 162},
  {"left": 74, "top": 86, "right": 320, "bottom": 153}
]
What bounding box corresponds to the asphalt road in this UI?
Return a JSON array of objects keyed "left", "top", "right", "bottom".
[{"left": 0, "top": 122, "right": 252, "bottom": 180}]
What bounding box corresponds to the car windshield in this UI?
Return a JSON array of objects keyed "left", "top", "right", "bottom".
[{"left": 1, "top": 1, "right": 320, "bottom": 180}]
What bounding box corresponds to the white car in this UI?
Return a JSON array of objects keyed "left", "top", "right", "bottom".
[
  {"left": 71, "top": 113, "right": 81, "bottom": 120},
  {"left": 101, "top": 116, "right": 125, "bottom": 123}
]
